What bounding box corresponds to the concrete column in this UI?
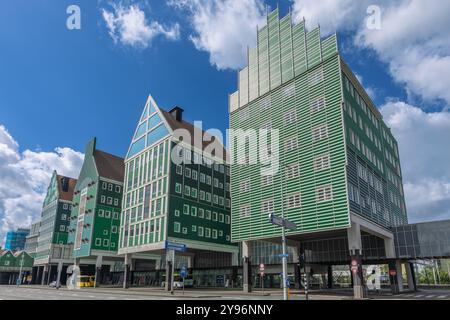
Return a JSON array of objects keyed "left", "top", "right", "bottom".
[
  {"left": 56, "top": 261, "right": 63, "bottom": 288},
  {"left": 187, "top": 255, "right": 193, "bottom": 269},
  {"left": 388, "top": 260, "right": 404, "bottom": 294},
  {"left": 94, "top": 255, "right": 103, "bottom": 288},
  {"left": 396, "top": 260, "right": 404, "bottom": 292},
  {"left": 231, "top": 251, "right": 239, "bottom": 266},
  {"left": 165, "top": 250, "right": 173, "bottom": 292},
  {"left": 405, "top": 262, "right": 417, "bottom": 291},
  {"left": 347, "top": 223, "right": 365, "bottom": 299},
  {"left": 242, "top": 241, "right": 252, "bottom": 293},
  {"left": 123, "top": 254, "right": 130, "bottom": 289},
  {"left": 41, "top": 264, "right": 48, "bottom": 286},
  {"left": 327, "top": 265, "right": 333, "bottom": 289}
]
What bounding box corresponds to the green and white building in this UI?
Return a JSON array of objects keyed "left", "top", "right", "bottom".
[
  {"left": 67, "top": 138, "right": 125, "bottom": 284},
  {"left": 33, "top": 171, "right": 77, "bottom": 285},
  {"left": 228, "top": 9, "right": 407, "bottom": 296},
  {"left": 118, "top": 96, "right": 237, "bottom": 288}
]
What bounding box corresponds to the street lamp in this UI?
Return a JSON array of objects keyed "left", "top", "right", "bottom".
[{"left": 17, "top": 253, "right": 25, "bottom": 286}]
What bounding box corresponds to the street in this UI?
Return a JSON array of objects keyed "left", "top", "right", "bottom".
[{"left": 0, "top": 286, "right": 449, "bottom": 300}]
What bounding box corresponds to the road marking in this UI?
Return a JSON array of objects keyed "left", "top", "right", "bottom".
[
  {"left": 425, "top": 295, "right": 435, "bottom": 298},
  {"left": 437, "top": 295, "right": 447, "bottom": 299},
  {"left": 415, "top": 294, "right": 424, "bottom": 298}
]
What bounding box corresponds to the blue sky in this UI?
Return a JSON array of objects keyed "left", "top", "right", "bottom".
[{"left": 1, "top": 0, "right": 450, "bottom": 243}]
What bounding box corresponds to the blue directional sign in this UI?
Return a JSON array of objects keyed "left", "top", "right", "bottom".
[
  {"left": 180, "top": 265, "right": 187, "bottom": 278},
  {"left": 269, "top": 213, "right": 297, "bottom": 230},
  {"left": 165, "top": 240, "right": 187, "bottom": 252},
  {"left": 277, "top": 253, "right": 289, "bottom": 258}
]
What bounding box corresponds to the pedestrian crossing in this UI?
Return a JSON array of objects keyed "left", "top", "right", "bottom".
[{"left": 399, "top": 292, "right": 450, "bottom": 300}]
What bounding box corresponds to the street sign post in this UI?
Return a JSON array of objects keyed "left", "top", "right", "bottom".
[
  {"left": 268, "top": 212, "right": 297, "bottom": 300},
  {"left": 165, "top": 240, "right": 187, "bottom": 252},
  {"left": 180, "top": 265, "right": 187, "bottom": 295}
]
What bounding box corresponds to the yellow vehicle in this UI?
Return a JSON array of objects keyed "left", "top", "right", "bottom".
[{"left": 78, "top": 275, "right": 96, "bottom": 287}]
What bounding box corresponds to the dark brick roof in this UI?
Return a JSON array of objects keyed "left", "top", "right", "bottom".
[
  {"left": 93, "top": 150, "right": 125, "bottom": 182},
  {"left": 56, "top": 174, "right": 77, "bottom": 202}
]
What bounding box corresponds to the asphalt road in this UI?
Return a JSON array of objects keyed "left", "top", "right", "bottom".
[{"left": 0, "top": 286, "right": 449, "bottom": 300}]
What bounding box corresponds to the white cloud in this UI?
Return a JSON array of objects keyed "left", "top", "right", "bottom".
[
  {"left": 101, "top": 2, "right": 180, "bottom": 48},
  {"left": 380, "top": 101, "right": 450, "bottom": 222},
  {"left": 168, "top": 0, "right": 266, "bottom": 70},
  {"left": 0, "top": 124, "right": 84, "bottom": 247}
]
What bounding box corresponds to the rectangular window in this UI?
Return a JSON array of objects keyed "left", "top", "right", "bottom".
[
  {"left": 191, "top": 188, "right": 198, "bottom": 198},
  {"left": 198, "top": 226, "right": 204, "bottom": 237},
  {"left": 174, "top": 209, "right": 180, "bottom": 217},
  {"left": 283, "top": 109, "right": 297, "bottom": 125},
  {"left": 114, "top": 198, "right": 119, "bottom": 206},
  {"left": 198, "top": 208, "right": 204, "bottom": 218},
  {"left": 174, "top": 222, "right": 181, "bottom": 233},
  {"left": 219, "top": 213, "right": 224, "bottom": 223},
  {"left": 313, "top": 154, "right": 330, "bottom": 171},
  {"left": 308, "top": 67, "right": 324, "bottom": 86},
  {"left": 205, "top": 228, "right": 211, "bottom": 238},
  {"left": 310, "top": 97, "right": 326, "bottom": 113},
  {"left": 192, "top": 225, "right": 197, "bottom": 232},
  {"left": 261, "top": 175, "right": 273, "bottom": 186},
  {"left": 184, "top": 186, "right": 190, "bottom": 196},
  {"left": 176, "top": 165, "right": 183, "bottom": 175},
  {"left": 98, "top": 209, "right": 104, "bottom": 217},
  {"left": 206, "top": 192, "right": 211, "bottom": 202},
  {"left": 108, "top": 184, "right": 113, "bottom": 191},
  {"left": 212, "top": 229, "right": 218, "bottom": 239},
  {"left": 107, "top": 197, "right": 113, "bottom": 205},
  {"left": 63, "top": 203, "right": 68, "bottom": 210},
  {"left": 183, "top": 204, "right": 189, "bottom": 215},
  {"left": 312, "top": 124, "right": 329, "bottom": 142},
  {"left": 205, "top": 210, "right": 211, "bottom": 220},
  {"left": 101, "top": 195, "right": 106, "bottom": 203},
  {"left": 191, "top": 206, "right": 197, "bottom": 217},
  {"left": 60, "top": 225, "right": 65, "bottom": 232},
  {"left": 95, "top": 238, "right": 101, "bottom": 246},
  {"left": 192, "top": 170, "right": 198, "bottom": 180},
  {"left": 103, "top": 239, "right": 109, "bottom": 247},
  {"left": 285, "top": 136, "right": 299, "bottom": 151},
  {"left": 286, "top": 193, "right": 301, "bottom": 208},
  {"left": 199, "top": 190, "right": 205, "bottom": 200},
  {"left": 115, "top": 185, "right": 121, "bottom": 193},
  {"left": 200, "top": 173, "right": 206, "bottom": 183},
  {"left": 316, "top": 185, "right": 333, "bottom": 202},
  {"left": 240, "top": 180, "right": 250, "bottom": 192},
  {"left": 185, "top": 168, "right": 191, "bottom": 178},
  {"left": 102, "top": 182, "right": 107, "bottom": 190},
  {"left": 182, "top": 227, "right": 188, "bottom": 235},
  {"left": 61, "top": 214, "right": 67, "bottom": 220},
  {"left": 262, "top": 200, "right": 274, "bottom": 214},
  {"left": 213, "top": 178, "right": 219, "bottom": 188},
  {"left": 175, "top": 183, "right": 182, "bottom": 194},
  {"left": 206, "top": 176, "right": 212, "bottom": 185},
  {"left": 286, "top": 164, "right": 300, "bottom": 179},
  {"left": 105, "top": 211, "right": 111, "bottom": 219},
  {"left": 240, "top": 205, "right": 251, "bottom": 217}
]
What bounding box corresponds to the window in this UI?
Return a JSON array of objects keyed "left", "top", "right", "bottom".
[
  {"left": 261, "top": 175, "right": 273, "bottom": 186},
  {"left": 198, "top": 226, "right": 204, "bottom": 237},
  {"left": 101, "top": 195, "right": 106, "bottom": 203},
  {"left": 192, "top": 225, "right": 197, "bottom": 232},
  {"left": 176, "top": 165, "right": 183, "bottom": 175},
  {"left": 63, "top": 203, "right": 68, "bottom": 210},
  {"left": 114, "top": 198, "right": 119, "bottom": 206},
  {"left": 286, "top": 164, "right": 300, "bottom": 179},
  {"left": 199, "top": 190, "right": 205, "bottom": 200},
  {"left": 226, "top": 199, "right": 231, "bottom": 208},
  {"left": 240, "top": 180, "right": 250, "bottom": 192},
  {"left": 174, "top": 209, "right": 180, "bottom": 217},
  {"left": 115, "top": 185, "right": 121, "bottom": 193},
  {"left": 308, "top": 67, "right": 324, "bottom": 86},
  {"left": 313, "top": 154, "right": 330, "bottom": 171},
  {"left": 198, "top": 208, "right": 204, "bottom": 218},
  {"left": 262, "top": 200, "right": 274, "bottom": 214},
  {"left": 192, "top": 170, "right": 198, "bottom": 180},
  {"left": 102, "top": 182, "right": 107, "bottom": 190},
  {"left": 60, "top": 225, "right": 65, "bottom": 232},
  {"left": 283, "top": 83, "right": 295, "bottom": 98},
  {"left": 213, "top": 195, "right": 219, "bottom": 204},
  {"left": 191, "top": 206, "right": 197, "bottom": 217},
  {"left": 219, "top": 230, "right": 223, "bottom": 237},
  {"left": 225, "top": 215, "right": 230, "bottom": 224},
  {"left": 182, "top": 227, "right": 188, "bottom": 234},
  {"left": 61, "top": 214, "right": 67, "bottom": 221},
  {"left": 174, "top": 222, "right": 181, "bottom": 233},
  {"left": 205, "top": 210, "right": 211, "bottom": 220},
  {"left": 316, "top": 185, "right": 333, "bottom": 202},
  {"left": 112, "top": 226, "right": 118, "bottom": 233},
  {"left": 219, "top": 213, "right": 224, "bottom": 223},
  {"left": 95, "top": 238, "right": 101, "bottom": 246},
  {"left": 191, "top": 188, "right": 198, "bottom": 198},
  {"left": 260, "top": 97, "right": 271, "bottom": 111},
  {"left": 212, "top": 229, "right": 218, "bottom": 239},
  {"left": 286, "top": 193, "right": 301, "bottom": 208},
  {"left": 219, "top": 197, "right": 224, "bottom": 206},
  {"left": 175, "top": 183, "right": 182, "bottom": 194},
  {"left": 185, "top": 150, "right": 192, "bottom": 161},
  {"left": 184, "top": 186, "right": 190, "bottom": 196},
  {"left": 185, "top": 168, "right": 191, "bottom": 178},
  {"left": 103, "top": 230, "right": 108, "bottom": 236},
  {"left": 183, "top": 204, "right": 189, "bottom": 215},
  {"left": 205, "top": 228, "right": 211, "bottom": 238},
  {"left": 107, "top": 197, "right": 113, "bottom": 205},
  {"left": 284, "top": 110, "right": 297, "bottom": 125},
  {"left": 310, "top": 97, "right": 326, "bottom": 113},
  {"left": 240, "top": 205, "right": 251, "bottom": 217},
  {"left": 98, "top": 209, "right": 104, "bottom": 217},
  {"left": 200, "top": 173, "right": 206, "bottom": 183},
  {"left": 103, "top": 239, "right": 109, "bottom": 247},
  {"left": 239, "top": 108, "right": 250, "bottom": 122},
  {"left": 213, "top": 178, "right": 219, "bottom": 188},
  {"left": 312, "top": 125, "right": 328, "bottom": 142},
  {"left": 285, "top": 137, "right": 299, "bottom": 151},
  {"left": 206, "top": 192, "right": 211, "bottom": 202},
  {"left": 105, "top": 211, "right": 111, "bottom": 218},
  {"left": 206, "top": 176, "right": 212, "bottom": 185},
  {"left": 108, "top": 184, "right": 113, "bottom": 191}
]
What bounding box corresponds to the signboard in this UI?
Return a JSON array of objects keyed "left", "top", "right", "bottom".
[
  {"left": 351, "top": 259, "right": 359, "bottom": 274},
  {"left": 165, "top": 240, "right": 187, "bottom": 252},
  {"left": 389, "top": 269, "right": 397, "bottom": 277},
  {"left": 180, "top": 265, "right": 187, "bottom": 278},
  {"left": 277, "top": 253, "right": 289, "bottom": 258},
  {"left": 259, "top": 263, "right": 265, "bottom": 272},
  {"left": 268, "top": 213, "right": 297, "bottom": 230}
]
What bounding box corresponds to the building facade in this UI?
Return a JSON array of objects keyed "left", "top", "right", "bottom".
[
  {"left": 33, "top": 171, "right": 77, "bottom": 285},
  {"left": 67, "top": 138, "right": 124, "bottom": 283},
  {"left": 118, "top": 96, "right": 238, "bottom": 289},
  {"left": 228, "top": 9, "right": 407, "bottom": 296},
  {"left": 5, "top": 228, "right": 30, "bottom": 251},
  {"left": 0, "top": 250, "right": 34, "bottom": 285},
  {"left": 24, "top": 222, "right": 40, "bottom": 258}
]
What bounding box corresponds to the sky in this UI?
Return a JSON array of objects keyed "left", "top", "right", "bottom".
[{"left": 1, "top": 0, "right": 450, "bottom": 246}]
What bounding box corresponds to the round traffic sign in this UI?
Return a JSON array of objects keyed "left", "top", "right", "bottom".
[
  {"left": 389, "top": 270, "right": 397, "bottom": 276},
  {"left": 259, "top": 263, "right": 265, "bottom": 271}
]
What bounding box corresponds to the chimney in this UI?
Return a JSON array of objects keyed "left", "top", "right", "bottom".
[{"left": 169, "top": 106, "right": 184, "bottom": 122}]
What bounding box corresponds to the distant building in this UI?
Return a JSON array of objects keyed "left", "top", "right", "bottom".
[
  {"left": 0, "top": 250, "right": 34, "bottom": 284},
  {"left": 24, "top": 222, "right": 40, "bottom": 258},
  {"left": 4, "top": 228, "right": 30, "bottom": 251}
]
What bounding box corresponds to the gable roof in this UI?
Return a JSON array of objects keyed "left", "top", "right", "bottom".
[
  {"left": 93, "top": 150, "right": 125, "bottom": 182},
  {"left": 56, "top": 174, "right": 77, "bottom": 201},
  {"left": 159, "top": 108, "right": 228, "bottom": 162}
]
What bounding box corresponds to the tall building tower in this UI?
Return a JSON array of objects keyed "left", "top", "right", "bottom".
[
  {"left": 34, "top": 171, "right": 77, "bottom": 285},
  {"left": 4, "top": 228, "right": 30, "bottom": 251},
  {"left": 67, "top": 138, "right": 124, "bottom": 285},
  {"left": 228, "top": 9, "right": 407, "bottom": 297},
  {"left": 118, "top": 95, "right": 237, "bottom": 289}
]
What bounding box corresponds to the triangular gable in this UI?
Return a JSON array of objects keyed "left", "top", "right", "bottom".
[
  {"left": 43, "top": 171, "right": 59, "bottom": 207},
  {"left": 127, "top": 95, "right": 171, "bottom": 159}
]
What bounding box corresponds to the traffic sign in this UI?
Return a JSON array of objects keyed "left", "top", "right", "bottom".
[
  {"left": 165, "top": 240, "right": 187, "bottom": 252},
  {"left": 269, "top": 213, "right": 297, "bottom": 230},
  {"left": 180, "top": 265, "right": 187, "bottom": 278},
  {"left": 259, "top": 263, "right": 265, "bottom": 272},
  {"left": 389, "top": 269, "right": 397, "bottom": 277},
  {"left": 277, "top": 253, "right": 289, "bottom": 258}
]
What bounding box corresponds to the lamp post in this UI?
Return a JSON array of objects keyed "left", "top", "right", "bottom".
[{"left": 17, "top": 253, "right": 25, "bottom": 286}]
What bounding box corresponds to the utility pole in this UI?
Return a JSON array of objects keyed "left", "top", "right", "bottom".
[{"left": 280, "top": 168, "right": 288, "bottom": 301}]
